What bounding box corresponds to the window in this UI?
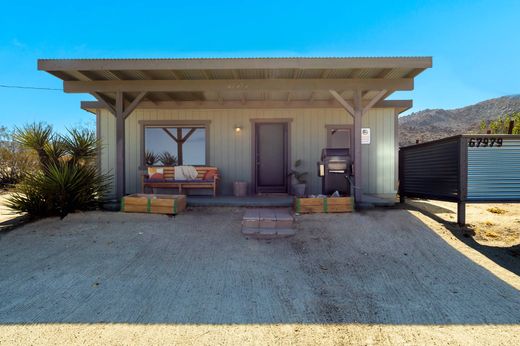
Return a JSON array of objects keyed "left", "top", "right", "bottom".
[
  {"left": 144, "top": 125, "right": 207, "bottom": 166},
  {"left": 326, "top": 126, "right": 353, "bottom": 149}
]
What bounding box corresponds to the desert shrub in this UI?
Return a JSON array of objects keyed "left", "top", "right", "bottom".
[
  {"left": 7, "top": 123, "right": 111, "bottom": 219},
  {"left": 480, "top": 112, "right": 520, "bottom": 134},
  {"left": 0, "top": 126, "right": 38, "bottom": 187}
]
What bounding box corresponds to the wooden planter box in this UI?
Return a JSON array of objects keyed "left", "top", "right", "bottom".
[
  {"left": 122, "top": 194, "right": 186, "bottom": 215},
  {"left": 294, "top": 196, "right": 353, "bottom": 214}
]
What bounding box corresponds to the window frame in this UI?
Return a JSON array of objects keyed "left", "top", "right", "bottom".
[{"left": 139, "top": 120, "right": 211, "bottom": 168}]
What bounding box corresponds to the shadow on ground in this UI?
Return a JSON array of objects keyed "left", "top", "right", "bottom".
[
  {"left": 403, "top": 203, "right": 520, "bottom": 276},
  {"left": 0, "top": 208, "right": 519, "bottom": 325}
]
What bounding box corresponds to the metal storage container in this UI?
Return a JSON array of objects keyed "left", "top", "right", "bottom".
[{"left": 399, "top": 134, "right": 520, "bottom": 225}]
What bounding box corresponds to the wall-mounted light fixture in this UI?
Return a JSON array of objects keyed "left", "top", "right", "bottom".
[{"left": 234, "top": 126, "right": 243, "bottom": 133}]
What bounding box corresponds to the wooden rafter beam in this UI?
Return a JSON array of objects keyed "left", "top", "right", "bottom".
[
  {"left": 82, "top": 99, "right": 413, "bottom": 111},
  {"left": 65, "top": 78, "right": 413, "bottom": 93},
  {"left": 92, "top": 92, "right": 116, "bottom": 115},
  {"left": 329, "top": 90, "right": 355, "bottom": 117},
  {"left": 68, "top": 70, "right": 92, "bottom": 81},
  {"left": 169, "top": 70, "right": 182, "bottom": 80},
  {"left": 376, "top": 68, "right": 393, "bottom": 78},
  {"left": 122, "top": 91, "right": 147, "bottom": 118},
  {"left": 404, "top": 68, "right": 425, "bottom": 78},
  {"left": 105, "top": 70, "right": 123, "bottom": 80},
  {"left": 362, "top": 89, "right": 387, "bottom": 115}
]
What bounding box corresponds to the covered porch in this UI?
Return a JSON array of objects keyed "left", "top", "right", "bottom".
[
  {"left": 185, "top": 194, "right": 395, "bottom": 208},
  {"left": 38, "top": 57, "right": 432, "bottom": 202}
]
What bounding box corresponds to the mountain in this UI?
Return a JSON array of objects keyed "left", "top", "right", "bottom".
[{"left": 398, "top": 95, "right": 520, "bottom": 146}]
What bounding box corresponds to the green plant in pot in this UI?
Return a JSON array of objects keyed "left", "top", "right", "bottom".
[{"left": 289, "top": 159, "right": 308, "bottom": 197}]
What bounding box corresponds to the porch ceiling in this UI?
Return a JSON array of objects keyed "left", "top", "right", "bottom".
[{"left": 38, "top": 57, "right": 431, "bottom": 108}]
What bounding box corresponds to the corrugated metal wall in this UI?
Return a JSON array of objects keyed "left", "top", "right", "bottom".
[
  {"left": 467, "top": 139, "right": 520, "bottom": 201},
  {"left": 98, "top": 107, "right": 397, "bottom": 196},
  {"left": 399, "top": 137, "right": 460, "bottom": 200}
]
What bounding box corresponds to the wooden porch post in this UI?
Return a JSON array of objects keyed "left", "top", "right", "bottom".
[
  {"left": 353, "top": 89, "right": 363, "bottom": 202},
  {"left": 329, "top": 89, "right": 388, "bottom": 204},
  {"left": 115, "top": 91, "right": 125, "bottom": 201},
  {"left": 94, "top": 91, "right": 147, "bottom": 201}
]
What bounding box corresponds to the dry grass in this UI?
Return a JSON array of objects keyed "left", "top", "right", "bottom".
[{"left": 487, "top": 207, "right": 507, "bottom": 215}]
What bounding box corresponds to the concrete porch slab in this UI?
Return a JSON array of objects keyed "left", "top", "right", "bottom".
[{"left": 187, "top": 195, "right": 293, "bottom": 207}]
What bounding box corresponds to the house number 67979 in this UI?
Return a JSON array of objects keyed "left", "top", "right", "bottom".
[{"left": 468, "top": 137, "right": 503, "bottom": 147}]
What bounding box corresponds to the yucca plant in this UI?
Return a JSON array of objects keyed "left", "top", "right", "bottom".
[
  {"left": 7, "top": 123, "right": 111, "bottom": 219},
  {"left": 159, "top": 151, "right": 178, "bottom": 166},
  {"left": 13, "top": 123, "right": 52, "bottom": 168}
]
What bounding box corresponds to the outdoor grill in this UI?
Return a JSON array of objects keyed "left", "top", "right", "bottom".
[{"left": 317, "top": 148, "right": 352, "bottom": 195}]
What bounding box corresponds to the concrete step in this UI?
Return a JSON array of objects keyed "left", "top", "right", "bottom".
[{"left": 241, "top": 208, "right": 296, "bottom": 238}]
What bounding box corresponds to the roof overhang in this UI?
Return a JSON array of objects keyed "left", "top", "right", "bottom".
[{"left": 39, "top": 57, "right": 431, "bottom": 110}]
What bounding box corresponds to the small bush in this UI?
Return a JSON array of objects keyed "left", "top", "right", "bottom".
[
  {"left": 0, "top": 126, "right": 38, "bottom": 187},
  {"left": 7, "top": 123, "right": 111, "bottom": 219},
  {"left": 487, "top": 207, "right": 506, "bottom": 215}
]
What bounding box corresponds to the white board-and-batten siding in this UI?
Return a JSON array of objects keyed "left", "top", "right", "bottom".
[{"left": 97, "top": 107, "right": 397, "bottom": 196}]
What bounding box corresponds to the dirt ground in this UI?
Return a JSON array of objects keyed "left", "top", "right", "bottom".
[
  {"left": 406, "top": 199, "right": 520, "bottom": 278},
  {"left": 0, "top": 192, "right": 26, "bottom": 233},
  {"left": 0, "top": 206, "right": 519, "bottom": 345},
  {"left": 406, "top": 199, "right": 520, "bottom": 247},
  {"left": 0, "top": 192, "right": 14, "bottom": 223}
]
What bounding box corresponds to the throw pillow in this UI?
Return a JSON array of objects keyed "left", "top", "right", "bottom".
[
  {"left": 204, "top": 169, "right": 217, "bottom": 181},
  {"left": 150, "top": 173, "right": 164, "bottom": 180},
  {"left": 147, "top": 167, "right": 164, "bottom": 176}
]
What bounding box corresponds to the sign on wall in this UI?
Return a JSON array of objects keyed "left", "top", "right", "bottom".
[{"left": 361, "top": 128, "right": 371, "bottom": 144}]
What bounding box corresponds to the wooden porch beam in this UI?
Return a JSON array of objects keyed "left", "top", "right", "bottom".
[
  {"left": 362, "top": 89, "right": 387, "bottom": 115},
  {"left": 115, "top": 92, "right": 125, "bottom": 201},
  {"left": 81, "top": 99, "right": 413, "bottom": 111},
  {"left": 122, "top": 91, "right": 147, "bottom": 119},
  {"left": 353, "top": 89, "right": 363, "bottom": 203},
  {"left": 92, "top": 92, "right": 116, "bottom": 115},
  {"left": 329, "top": 90, "right": 355, "bottom": 117},
  {"left": 64, "top": 78, "right": 414, "bottom": 93}
]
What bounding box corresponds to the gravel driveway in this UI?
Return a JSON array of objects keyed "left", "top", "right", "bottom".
[{"left": 0, "top": 207, "right": 519, "bottom": 343}]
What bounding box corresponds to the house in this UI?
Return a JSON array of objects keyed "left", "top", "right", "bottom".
[{"left": 38, "top": 57, "right": 432, "bottom": 202}]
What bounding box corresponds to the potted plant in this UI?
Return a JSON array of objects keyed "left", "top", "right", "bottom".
[
  {"left": 159, "top": 151, "right": 178, "bottom": 166},
  {"left": 289, "top": 159, "right": 308, "bottom": 196}
]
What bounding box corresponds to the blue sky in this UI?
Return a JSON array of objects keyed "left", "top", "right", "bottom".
[{"left": 0, "top": 0, "right": 519, "bottom": 132}]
